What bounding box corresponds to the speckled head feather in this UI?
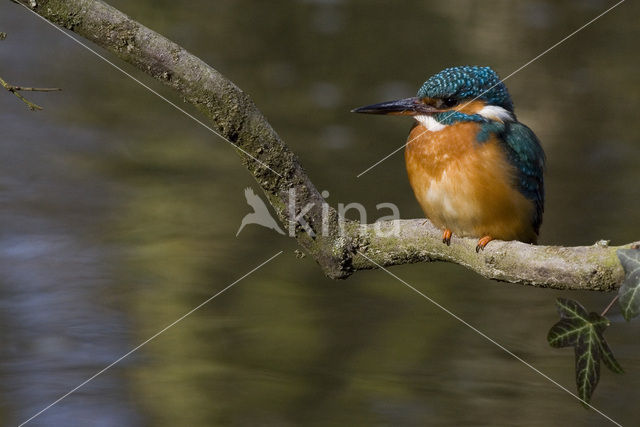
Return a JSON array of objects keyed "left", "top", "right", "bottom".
[{"left": 417, "top": 66, "right": 513, "bottom": 112}]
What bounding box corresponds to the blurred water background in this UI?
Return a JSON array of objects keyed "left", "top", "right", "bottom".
[{"left": 1, "top": 0, "right": 639, "bottom": 425}]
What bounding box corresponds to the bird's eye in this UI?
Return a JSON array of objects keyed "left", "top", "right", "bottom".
[{"left": 441, "top": 97, "right": 458, "bottom": 108}]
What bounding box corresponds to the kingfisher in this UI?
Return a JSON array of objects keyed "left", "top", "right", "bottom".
[{"left": 353, "top": 66, "right": 545, "bottom": 251}]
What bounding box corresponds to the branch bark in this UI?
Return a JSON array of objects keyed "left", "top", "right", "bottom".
[{"left": 13, "top": 0, "right": 638, "bottom": 291}]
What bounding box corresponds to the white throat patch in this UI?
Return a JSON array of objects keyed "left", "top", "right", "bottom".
[
  {"left": 477, "top": 105, "right": 514, "bottom": 123},
  {"left": 415, "top": 114, "right": 446, "bottom": 132},
  {"left": 414, "top": 105, "right": 513, "bottom": 131}
]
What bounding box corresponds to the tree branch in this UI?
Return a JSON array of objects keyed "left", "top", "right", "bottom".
[{"left": 13, "top": 0, "right": 638, "bottom": 291}]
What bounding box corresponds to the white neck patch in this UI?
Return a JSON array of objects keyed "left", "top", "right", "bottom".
[
  {"left": 414, "top": 105, "right": 513, "bottom": 131},
  {"left": 477, "top": 105, "right": 514, "bottom": 123},
  {"left": 415, "top": 114, "right": 446, "bottom": 132}
]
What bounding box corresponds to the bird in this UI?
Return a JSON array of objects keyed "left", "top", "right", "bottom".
[
  {"left": 236, "top": 187, "right": 285, "bottom": 236},
  {"left": 353, "top": 66, "right": 545, "bottom": 251}
]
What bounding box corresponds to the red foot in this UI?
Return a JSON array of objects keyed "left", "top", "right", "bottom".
[
  {"left": 442, "top": 229, "right": 452, "bottom": 246},
  {"left": 476, "top": 235, "right": 493, "bottom": 252}
]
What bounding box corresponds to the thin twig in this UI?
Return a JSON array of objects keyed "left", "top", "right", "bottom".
[
  {"left": 0, "top": 75, "right": 60, "bottom": 111},
  {"left": 601, "top": 295, "right": 620, "bottom": 317},
  {"left": 6, "top": 85, "right": 61, "bottom": 92}
]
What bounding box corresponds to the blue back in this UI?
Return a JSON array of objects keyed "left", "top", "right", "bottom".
[
  {"left": 478, "top": 120, "right": 546, "bottom": 233},
  {"left": 500, "top": 121, "right": 545, "bottom": 233}
]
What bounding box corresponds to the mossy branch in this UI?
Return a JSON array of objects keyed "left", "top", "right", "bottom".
[{"left": 12, "top": 0, "right": 639, "bottom": 291}]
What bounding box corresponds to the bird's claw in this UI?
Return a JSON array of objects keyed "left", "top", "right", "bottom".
[
  {"left": 442, "top": 228, "right": 452, "bottom": 246},
  {"left": 476, "top": 235, "right": 493, "bottom": 252}
]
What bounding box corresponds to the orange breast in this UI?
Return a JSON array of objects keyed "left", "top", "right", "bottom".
[{"left": 404, "top": 122, "right": 537, "bottom": 243}]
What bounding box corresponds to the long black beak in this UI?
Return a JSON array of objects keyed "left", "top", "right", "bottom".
[{"left": 351, "top": 96, "right": 439, "bottom": 116}]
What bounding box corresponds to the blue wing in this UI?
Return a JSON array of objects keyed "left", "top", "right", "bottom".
[
  {"left": 499, "top": 122, "right": 545, "bottom": 234},
  {"left": 478, "top": 120, "right": 545, "bottom": 233}
]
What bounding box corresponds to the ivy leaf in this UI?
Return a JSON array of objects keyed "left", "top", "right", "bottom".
[
  {"left": 599, "top": 334, "right": 624, "bottom": 374},
  {"left": 547, "top": 298, "right": 623, "bottom": 404},
  {"left": 617, "top": 248, "right": 640, "bottom": 321}
]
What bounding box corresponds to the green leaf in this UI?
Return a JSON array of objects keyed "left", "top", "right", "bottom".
[
  {"left": 575, "top": 329, "right": 600, "bottom": 404},
  {"left": 617, "top": 248, "right": 640, "bottom": 320},
  {"left": 548, "top": 319, "right": 582, "bottom": 347},
  {"left": 599, "top": 337, "right": 624, "bottom": 374},
  {"left": 587, "top": 312, "right": 610, "bottom": 333},
  {"left": 556, "top": 297, "right": 589, "bottom": 321},
  {"left": 547, "top": 298, "right": 623, "bottom": 404}
]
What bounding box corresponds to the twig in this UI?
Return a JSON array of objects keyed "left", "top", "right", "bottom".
[
  {"left": 0, "top": 75, "right": 60, "bottom": 111},
  {"left": 6, "top": 85, "right": 61, "bottom": 92},
  {"left": 601, "top": 295, "right": 620, "bottom": 317}
]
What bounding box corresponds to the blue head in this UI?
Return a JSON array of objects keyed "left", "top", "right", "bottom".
[
  {"left": 417, "top": 66, "right": 513, "bottom": 112},
  {"left": 353, "top": 65, "right": 515, "bottom": 124}
]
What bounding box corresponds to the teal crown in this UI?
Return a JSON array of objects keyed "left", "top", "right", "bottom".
[{"left": 417, "top": 66, "right": 513, "bottom": 112}]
